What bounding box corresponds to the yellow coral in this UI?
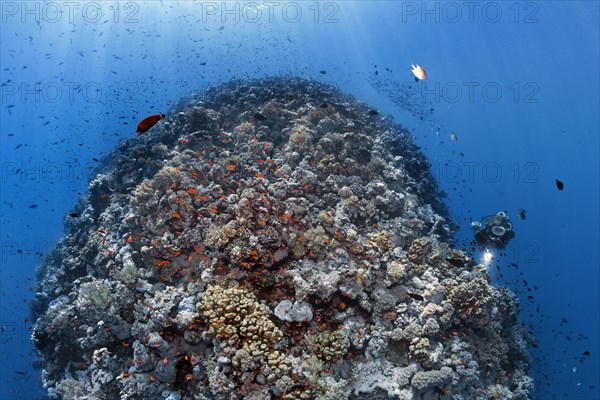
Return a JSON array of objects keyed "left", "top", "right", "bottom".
[{"left": 197, "top": 284, "right": 282, "bottom": 346}]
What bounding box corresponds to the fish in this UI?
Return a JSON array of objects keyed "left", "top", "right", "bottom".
[
  {"left": 450, "top": 133, "right": 458, "bottom": 141},
  {"left": 517, "top": 208, "right": 526, "bottom": 220},
  {"left": 254, "top": 113, "right": 266, "bottom": 121},
  {"left": 555, "top": 179, "right": 564, "bottom": 190},
  {"left": 28, "top": 204, "right": 38, "bottom": 208},
  {"left": 319, "top": 70, "right": 327, "bottom": 74},
  {"left": 319, "top": 102, "right": 328, "bottom": 108},
  {"left": 368, "top": 110, "right": 379, "bottom": 116},
  {"left": 136, "top": 113, "right": 165, "bottom": 134},
  {"left": 69, "top": 212, "right": 80, "bottom": 218},
  {"left": 407, "top": 292, "right": 423, "bottom": 301},
  {"left": 406, "top": 292, "right": 424, "bottom": 301},
  {"left": 410, "top": 63, "right": 427, "bottom": 81}
]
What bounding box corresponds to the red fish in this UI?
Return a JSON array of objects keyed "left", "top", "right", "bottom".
[{"left": 136, "top": 113, "right": 165, "bottom": 134}]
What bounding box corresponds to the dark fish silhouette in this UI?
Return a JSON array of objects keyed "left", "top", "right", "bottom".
[
  {"left": 407, "top": 292, "right": 423, "bottom": 301},
  {"left": 555, "top": 179, "right": 564, "bottom": 191},
  {"left": 319, "top": 102, "right": 328, "bottom": 108},
  {"left": 136, "top": 113, "right": 165, "bottom": 134},
  {"left": 254, "top": 113, "right": 266, "bottom": 121},
  {"left": 368, "top": 110, "right": 379, "bottom": 116},
  {"left": 517, "top": 208, "right": 526, "bottom": 220}
]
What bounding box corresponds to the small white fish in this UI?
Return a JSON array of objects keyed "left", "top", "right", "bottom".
[
  {"left": 450, "top": 133, "right": 458, "bottom": 141},
  {"left": 411, "top": 63, "right": 427, "bottom": 81}
]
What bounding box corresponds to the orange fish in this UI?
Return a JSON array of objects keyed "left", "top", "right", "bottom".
[{"left": 136, "top": 113, "right": 165, "bottom": 134}]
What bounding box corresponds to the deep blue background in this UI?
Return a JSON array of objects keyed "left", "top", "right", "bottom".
[{"left": 1, "top": 2, "right": 598, "bottom": 399}]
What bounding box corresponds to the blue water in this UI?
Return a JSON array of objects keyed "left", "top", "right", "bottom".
[{"left": 1, "top": 2, "right": 598, "bottom": 399}]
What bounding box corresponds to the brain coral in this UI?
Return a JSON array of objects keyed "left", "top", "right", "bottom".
[{"left": 31, "top": 78, "right": 532, "bottom": 400}]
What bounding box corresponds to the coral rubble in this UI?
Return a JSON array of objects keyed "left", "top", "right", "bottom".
[{"left": 31, "top": 78, "right": 532, "bottom": 399}]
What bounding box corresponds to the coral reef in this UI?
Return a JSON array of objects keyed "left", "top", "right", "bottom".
[
  {"left": 274, "top": 300, "right": 313, "bottom": 322},
  {"left": 31, "top": 78, "right": 532, "bottom": 399}
]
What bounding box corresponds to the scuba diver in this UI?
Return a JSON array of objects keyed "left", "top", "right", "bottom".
[{"left": 471, "top": 211, "right": 515, "bottom": 249}]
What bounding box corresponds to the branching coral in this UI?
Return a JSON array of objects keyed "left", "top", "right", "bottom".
[
  {"left": 304, "top": 330, "right": 349, "bottom": 364},
  {"left": 407, "top": 237, "right": 432, "bottom": 275},
  {"left": 75, "top": 279, "right": 118, "bottom": 316},
  {"left": 409, "top": 337, "right": 430, "bottom": 364},
  {"left": 197, "top": 283, "right": 292, "bottom": 391},
  {"left": 197, "top": 283, "right": 283, "bottom": 346},
  {"left": 447, "top": 276, "right": 494, "bottom": 318}
]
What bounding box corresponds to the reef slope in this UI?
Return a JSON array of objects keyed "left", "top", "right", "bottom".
[{"left": 32, "top": 78, "right": 532, "bottom": 400}]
